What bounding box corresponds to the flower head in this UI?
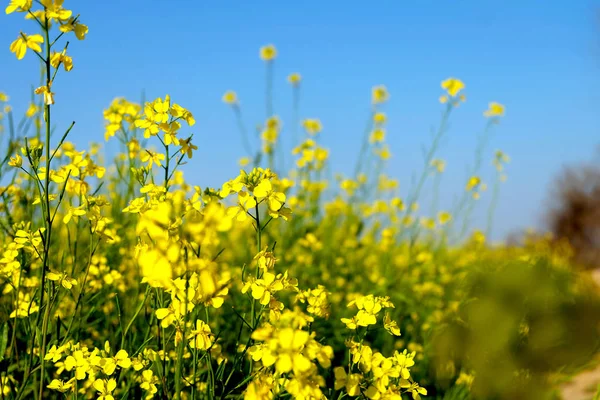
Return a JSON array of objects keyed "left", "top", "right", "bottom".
[
  {"left": 10, "top": 33, "right": 43, "bottom": 60},
  {"left": 260, "top": 44, "right": 277, "bottom": 61}
]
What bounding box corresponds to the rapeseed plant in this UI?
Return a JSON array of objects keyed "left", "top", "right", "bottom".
[{"left": 1, "top": 2, "right": 599, "bottom": 400}]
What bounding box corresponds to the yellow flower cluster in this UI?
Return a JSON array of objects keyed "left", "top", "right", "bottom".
[{"left": 4, "top": 6, "right": 594, "bottom": 400}]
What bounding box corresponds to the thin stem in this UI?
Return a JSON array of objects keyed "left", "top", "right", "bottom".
[{"left": 37, "top": 14, "right": 54, "bottom": 399}]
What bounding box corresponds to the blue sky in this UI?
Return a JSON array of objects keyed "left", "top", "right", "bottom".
[{"left": 1, "top": 0, "right": 599, "bottom": 241}]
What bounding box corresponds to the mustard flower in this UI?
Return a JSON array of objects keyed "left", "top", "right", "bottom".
[
  {"left": 302, "top": 118, "right": 322, "bottom": 135},
  {"left": 369, "top": 128, "right": 386, "bottom": 144},
  {"left": 50, "top": 50, "right": 74, "bottom": 71},
  {"left": 441, "top": 77, "right": 465, "bottom": 97},
  {"left": 222, "top": 90, "right": 238, "bottom": 104},
  {"left": 41, "top": 0, "right": 73, "bottom": 22},
  {"left": 47, "top": 270, "right": 78, "bottom": 289},
  {"left": 372, "top": 85, "right": 390, "bottom": 104},
  {"left": 438, "top": 211, "right": 452, "bottom": 225},
  {"left": 93, "top": 378, "right": 117, "bottom": 400},
  {"left": 141, "top": 150, "right": 165, "bottom": 168},
  {"left": 484, "top": 101, "right": 505, "bottom": 117},
  {"left": 288, "top": 72, "right": 301, "bottom": 86},
  {"left": 188, "top": 319, "right": 214, "bottom": 350},
  {"left": 8, "top": 154, "right": 22, "bottom": 168},
  {"left": 34, "top": 83, "right": 55, "bottom": 105},
  {"left": 59, "top": 17, "right": 89, "bottom": 40},
  {"left": 140, "top": 370, "right": 158, "bottom": 397},
  {"left": 260, "top": 44, "right": 277, "bottom": 61},
  {"left": 47, "top": 379, "right": 73, "bottom": 393},
  {"left": 10, "top": 33, "right": 43, "bottom": 60},
  {"left": 5, "top": 0, "right": 32, "bottom": 14}
]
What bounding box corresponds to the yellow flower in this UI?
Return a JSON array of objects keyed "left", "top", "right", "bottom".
[
  {"left": 227, "top": 191, "right": 257, "bottom": 222},
  {"left": 170, "top": 103, "right": 195, "bottom": 125},
  {"left": 41, "top": 0, "right": 72, "bottom": 21},
  {"left": 188, "top": 319, "right": 213, "bottom": 350},
  {"left": 159, "top": 121, "right": 181, "bottom": 146},
  {"left": 239, "top": 157, "right": 250, "bottom": 167},
  {"left": 369, "top": 128, "right": 386, "bottom": 144},
  {"left": 288, "top": 72, "right": 301, "bottom": 86},
  {"left": 438, "top": 211, "right": 452, "bottom": 225},
  {"left": 5, "top": 0, "right": 32, "bottom": 14},
  {"left": 25, "top": 103, "right": 39, "bottom": 117},
  {"left": 373, "top": 112, "right": 387, "bottom": 124},
  {"left": 35, "top": 83, "right": 55, "bottom": 105},
  {"left": 140, "top": 370, "right": 158, "bottom": 396},
  {"left": 254, "top": 179, "right": 286, "bottom": 215},
  {"left": 383, "top": 312, "right": 401, "bottom": 336},
  {"left": 102, "top": 348, "right": 131, "bottom": 375},
  {"left": 334, "top": 367, "right": 362, "bottom": 396},
  {"left": 63, "top": 206, "right": 86, "bottom": 224},
  {"left": 372, "top": 85, "right": 389, "bottom": 104},
  {"left": 47, "top": 271, "right": 78, "bottom": 289},
  {"left": 50, "top": 50, "right": 74, "bottom": 71},
  {"left": 47, "top": 379, "right": 73, "bottom": 393},
  {"left": 302, "top": 119, "right": 322, "bottom": 135},
  {"left": 222, "top": 90, "right": 238, "bottom": 104},
  {"left": 141, "top": 150, "right": 165, "bottom": 168},
  {"left": 465, "top": 176, "right": 481, "bottom": 191},
  {"left": 8, "top": 154, "right": 22, "bottom": 168},
  {"left": 179, "top": 136, "right": 198, "bottom": 158},
  {"left": 93, "top": 378, "right": 117, "bottom": 400},
  {"left": 10, "top": 33, "right": 44, "bottom": 60},
  {"left": 441, "top": 77, "right": 465, "bottom": 97},
  {"left": 484, "top": 101, "right": 505, "bottom": 117},
  {"left": 59, "top": 17, "right": 89, "bottom": 40},
  {"left": 260, "top": 44, "right": 277, "bottom": 61}
]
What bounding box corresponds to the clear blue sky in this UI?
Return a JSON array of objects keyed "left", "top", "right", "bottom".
[{"left": 1, "top": 0, "right": 599, "bottom": 241}]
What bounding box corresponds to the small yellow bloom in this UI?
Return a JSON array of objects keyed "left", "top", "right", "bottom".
[
  {"left": 369, "top": 128, "right": 385, "bottom": 143},
  {"left": 59, "top": 17, "right": 89, "bottom": 40},
  {"left": 141, "top": 150, "right": 165, "bottom": 168},
  {"left": 441, "top": 77, "right": 465, "bottom": 97},
  {"left": 41, "top": 0, "right": 72, "bottom": 21},
  {"left": 383, "top": 312, "right": 401, "bottom": 336},
  {"left": 5, "top": 0, "right": 31, "bottom": 14},
  {"left": 438, "top": 211, "right": 452, "bottom": 225},
  {"left": 287, "top": 72, "right": 301, "bottom": 86},
  {"left": 35, "top": 83, "right": 55, "bottom": 105},
  {"left": 302, "top": 119, "right": 322, "bottom": 135},
  {"left": 93, "top": 378, "right": 116, "bottom": 400},
  {"left": 47, "top": 379, "right": 73, "bottom": 393},
  {"left": 465, "top": 176, "right": 481, "bottom": 191},
  {"left": 8, "top": 154, "right": 22, "bottom": 168},
  {"left": 484, "top": 101, "right": 505, "bottom": 117},
  {"left": 373, "top": 112, "right": 387, "bottom": 124},
  {"left": 50, "top": 50, "right": 73, "bottom": 71},
  {"left": 5, "top": 0, "right": 33, "bottom": 15},
  {"left": 260, "top": 44, "right": 277, "bottom": 61},
  {"left": 179, "top": 136, "right": 198, "bottom": 158},
  {"left": 10, "top": 33, "right": 44, "bottom": 60},
  {"left": 25, "top": 103, "right": 39, "bottom": 117},
  {"left": 222, "top": 90, "right": 238, "bottom": 104},
  {"left": 239, "top": 157, "right": 251, "bottom": 167},
  {"left": 372, "top": 85, "right": 389, "bottom": 104}
]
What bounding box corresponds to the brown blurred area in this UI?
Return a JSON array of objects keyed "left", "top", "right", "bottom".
[{"left": 546, "top": 152, "right": 600, "bottom": 269}]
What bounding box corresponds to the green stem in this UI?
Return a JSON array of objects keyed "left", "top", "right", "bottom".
[{"left": 37, "top": 15, "right": 54, "bottom": 400}]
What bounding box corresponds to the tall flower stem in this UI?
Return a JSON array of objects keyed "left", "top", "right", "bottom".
[{"left": 38, "top": 14, "right": 54, "bottom": 400}]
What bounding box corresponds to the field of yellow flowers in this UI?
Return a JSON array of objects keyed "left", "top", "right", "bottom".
[{"left": 1, "top": 2, "right": 600, "bottom": 400}]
